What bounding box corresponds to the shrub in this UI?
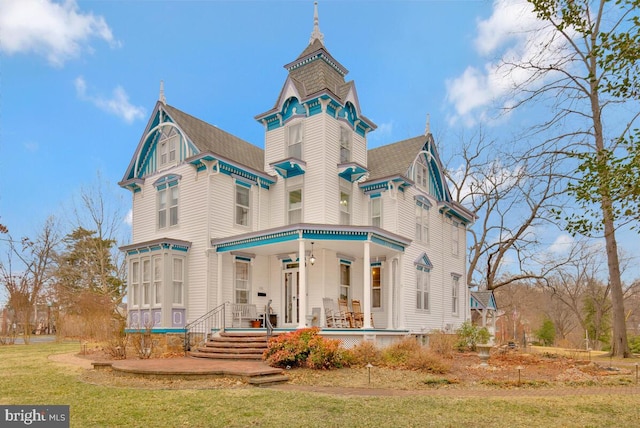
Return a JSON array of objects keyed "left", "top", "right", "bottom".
[
  {"left": 406, "top": 350, "right": 451, "bottom": 373},
  {"left": 427, "top": 330, "right": 457, "bottom": 359},
  {"left": 381, "top": 337, "right": 421, "bottom": 366},
  {"left": 629, "top": 335, "right": 640, "bottom": 354},
  {"left": 456, "top": 321, "right": 490, "bottom": 351},
  {"left": 349, "top": 340, "right": 383, "bottom": 366},
  {"left": 306, "top": 336, "right": 352, "bottom": 369},
  {"left": 264, "top": 327, "right": 350, "bottom": 369}
]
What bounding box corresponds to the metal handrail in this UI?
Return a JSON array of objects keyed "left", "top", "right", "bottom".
[
  {"left": 183, "top": 302, "right": 226, "bottom": 353},
  {"left": 265, "top": 299, "right": 274, "bottom": 339}
]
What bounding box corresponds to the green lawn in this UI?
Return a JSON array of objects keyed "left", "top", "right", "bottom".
[{"left": 1, "top": 341, "right": 639, "bottom": 427}]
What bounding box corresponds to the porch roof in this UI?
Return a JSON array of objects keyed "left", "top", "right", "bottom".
[{"left": 210, "top": 223, "right": 411, "bottom": 257}]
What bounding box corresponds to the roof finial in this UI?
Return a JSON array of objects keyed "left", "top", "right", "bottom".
[
  {"left": 159, "top": 80, "right": 166, "bottom": 105},
  {"left": 424, "top": 113, "right": 431, "bottom": 135},
  {"left": 309, "top": 1, "right": 324, "bottom": 45}
]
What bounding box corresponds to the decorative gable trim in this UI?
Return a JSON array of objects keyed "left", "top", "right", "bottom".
[
  {"left": 120, "top": 238, "right": 191, "bottom": 255},
  {"left": 414, "top": 253, "right": 433, "bottom": 271},
  {"left": 338, "top": 162, "right": 368, "bottom": 183},
  {"left": 270, "top": 158, "right": 307, "bottom": 179}
]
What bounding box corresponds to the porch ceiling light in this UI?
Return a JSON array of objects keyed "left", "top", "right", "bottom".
[{"left": 309, "top": 242, "right": 316, "bottom": 266}]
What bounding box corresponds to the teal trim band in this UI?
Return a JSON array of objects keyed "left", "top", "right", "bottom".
[
  {"left": 371, "top": 235, "right": 405, "bottom": 252},
  {"left": 215, "top": 230, "right": 299, "bottom": 252},
  {"left": 339, "top": 259, "right": 352, "bottom": 265}
]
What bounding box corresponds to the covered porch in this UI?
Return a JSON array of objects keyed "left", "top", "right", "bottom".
[{"left": 210, "top": 223, "right": 412, "bottom": 339}]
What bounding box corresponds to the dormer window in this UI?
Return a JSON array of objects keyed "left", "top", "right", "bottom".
[
  {"left": 287, "top": 122, "right": 303, "bottom": 159},
  {"left": 340, "top": 127, "right": 351, "bottom": 163}
]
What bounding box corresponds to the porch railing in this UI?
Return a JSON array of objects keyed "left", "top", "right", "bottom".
[{"left": 183, "top": 302, "right": 226, "bottom": 352}]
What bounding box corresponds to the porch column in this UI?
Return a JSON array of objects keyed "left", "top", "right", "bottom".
[
  {"left": 217, "top": 253, "right": 223, "bottom": 309},
  {"left": 363, "top": 240, "right": 372, "bottom": 328},
  {"left": 297, "top": 238, "right": 307, "bottom": 329},
  {"left": 386, "top": 259, "right": 393, "bottom": 329},
  {"left": 398, "top": 253, "right": 406, "bottom": 330}
]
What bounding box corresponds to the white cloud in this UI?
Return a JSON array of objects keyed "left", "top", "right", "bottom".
[
  {"left": 75, "top": 76, "right": 146, "bottom": 123},
  {"left": 367, "top": 121, "right": 394, "bottom": 147},
  {"left": 548, "top": 234, "right": 575, "bottom": 255},
  {"left": 0, "top": 0, "right": 116, "bottom": 66},
  {"left": 445, "top": 0, "right": 569, "bottom": 126}
]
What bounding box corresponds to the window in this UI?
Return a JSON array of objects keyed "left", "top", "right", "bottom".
[
  {"left": 158, "top": 185, "right": 179, "bottom": 229},
  {"left": 339, "top": 191, "right": 350, "bottom": 225},
  {"left": 339, "top": 263, "right": 351, "bottom": 301},
  {"left": 371, "top": 197, "right": 381, "bottom": 227},
  {"left": 452, "top": 275, "right": 460, "bottom": 314},
  {"left": 288, "top": 122, "right": 303, "bottom": 159},
  {"left": 235, "top": 184, "right": 250, "bottom": 226},
  {"left": 416, "top": 269, "right": 430, "bottom": 311},
  {"left": 372, "top": 266, "right": 381, "bottom": 309},
  {"left": 451, "top": 220, "right": 459, "bottom": 256},
  {"left": 130, "top": 261, "right": 139, "bottom": 307},
  {"left": 173, "top": 258, "right": 183, "bottom": 305},
  {"left": 416, "top": 204, "right": 429, "bottom": 243},
  {"left": 340, "top": 127, "right": 351, "bottom": 163},
  {"left": 288, "top": 189, "right": 302, "bottom": 224},
  {"left": 142, "top": 259, "right": 150, "bottom": 306},
  {"left": 235, "top": 260, "right": 250, "bottom": 304},
  {"left": 153, "top": 256, "right": 162, "bottom": 305},
  {"left": 415, "top": 156, "right": 428, "bottom": 189},
  {"left": 158, "top": 126, "right": 180, "bottom": 167}
]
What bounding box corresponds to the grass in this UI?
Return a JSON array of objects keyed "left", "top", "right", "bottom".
[{"left": 2, "top": 341, "right": 640, "bottom": 427}]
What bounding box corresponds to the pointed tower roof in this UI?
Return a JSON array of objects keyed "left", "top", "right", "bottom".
[{"left": 256, "top": 2, "right": 375, "bottom": 135}]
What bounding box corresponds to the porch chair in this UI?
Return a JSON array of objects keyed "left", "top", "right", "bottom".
[
  {"left": 338, "top": 298, "right": 355, "bottom": 328},
  {"left": 351, "top": 300, "right": 372, "bottom": 328},
  {"left": 322, "top": 298, "right": 348, "bottom": 328},
  {"left": 231, "top": 303, "right": 258, "bottom": 327}
]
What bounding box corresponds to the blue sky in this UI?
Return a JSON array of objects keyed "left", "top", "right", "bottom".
[{"left": 0, "top": 0, "right": 638, "bottom": 286}]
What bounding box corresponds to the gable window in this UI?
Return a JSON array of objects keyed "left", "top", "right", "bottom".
[
  {"left": 452, "top": 275, "right": 460, "bottom": 315},
  {"left": 288, "top": 189, "right": 302, "bottom": 224},
  {"left": 372, "top": 266, "right": 382, "bottom": 309},
  {"left": 130, "top": 260, "right": 139, "bottom": 307},
  {"left": 173, "top": 258, "right": 184, "bottom": 305},
  {"left": 416, "top": 204, "right": 429, "bottom": 243},
  {"left": 158, "top": 185, "right": 179, "bottom": 229},
  {"left": 158, "top": 126, "right": 179, "bottom": 168},
  {"left": 417, "top": 269, "right": 430, "bottom": 311},
  {"left": 288, "top": 122, "right": 303, "bottom": 159},
  {"left": 142, "top": 259, "right": 150, "bottom": 306},
  {"left": 339, "top": 190, "right": 350, "bottom": 225},
  {"left": 451, "top": 220, "right": 459, "bottom": 256},
  {"left": 235, "top": 259, "right": 250, "bottom": 304},
  {"left": 415, "top": 155, "right": 428, "bottom": 189},
  {"left": 340, "top": 127, "right": 351, "bottom": 163},
  {"left": 371, "top": 197, "right": 382, "bottom": 227},
  {"left": 339, "top": 262, "right": 351, "bottom": 301},
  {"left": 153, "top": 256, "right": 162, "bottom": 306},
  {"left": 235, "top": 183, "right": 250, "bottom": 226}
]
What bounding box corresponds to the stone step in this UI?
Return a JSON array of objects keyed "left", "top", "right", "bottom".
[
  {"left": 197, "top": 347, "right": 265, "bottom": 355},
  {"left": 248, "top": 374, "right": 290, "bottom": 386},
  {"left": 187, "top": 351, "right": 263, "bottom": 360}
]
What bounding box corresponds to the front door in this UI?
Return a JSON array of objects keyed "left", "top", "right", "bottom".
[{"left": 284, "top": 266, "right": 299, "bottom": 325}]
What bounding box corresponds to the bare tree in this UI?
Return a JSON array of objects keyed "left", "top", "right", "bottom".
[
  {"left": 497, "top": 0, "right": 640, "bottom": 356},
  {"left": 443, "top": 128, "right": 567, "bottom": 290},
  {"left": 0, "top": 218, "right": 59, "bottom": 343}
]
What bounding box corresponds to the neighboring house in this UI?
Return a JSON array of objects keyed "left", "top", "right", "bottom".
[{"left": 119, "top": 4, "right": 475, "bottom": 346}]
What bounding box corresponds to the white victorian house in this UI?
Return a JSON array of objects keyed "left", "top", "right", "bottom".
[{"left": 119, "top": 5, "right": 475, "bottom": 347}]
